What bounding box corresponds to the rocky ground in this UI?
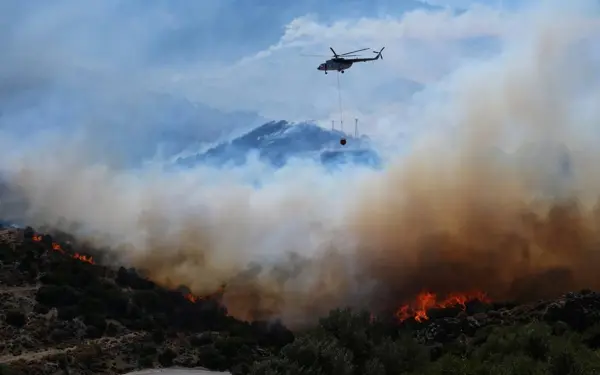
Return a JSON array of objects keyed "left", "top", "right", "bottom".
[{"left": 2, "top": 225, "right": 600, "bottom": 375}]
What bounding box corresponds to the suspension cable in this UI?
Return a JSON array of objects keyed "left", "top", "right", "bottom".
[{"left": 336, "top": 71, "right": 344, "bottom": 132}]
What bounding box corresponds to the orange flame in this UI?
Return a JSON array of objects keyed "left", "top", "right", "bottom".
[
  {"left": 29, "top": 231, "right": 225, "bottom": 306},
  {"left": 185, "top": 293, "right": 200, "bottom": 303},
  {"left": 52, "top": 242, "right": 65, "bottom": 254},
  {"left": 73, "top": 253, "right": 94, "bottom": 264},
  {"left": 184, "top": 284, "right": 226, "bottom": 304},
  {"left": 396, "top": 291, "right": 491, "bottom": 322}
]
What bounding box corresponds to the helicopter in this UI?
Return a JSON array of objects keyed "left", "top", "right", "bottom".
[{"left": 308, "top": 47, "right": 385, "bottom": 74}]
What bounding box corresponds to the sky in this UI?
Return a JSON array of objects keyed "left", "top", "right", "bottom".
[{"left": 0, "top": 0, "right": 539, "bottom": 151}]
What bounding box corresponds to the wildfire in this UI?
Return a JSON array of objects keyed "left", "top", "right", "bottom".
[
  {"left": 73, "top": 253, "right": 94, "bottom": 264},
  {"left": 28, "top": 230, "right": 225, "bottom": 306},
  {"left": 185, "top": 293, "right": 200, "bottom": 303},
  {"left": 184, "top": 284, "right": 226, "bottom": 304},
  {"left": 52, "top": 242, "right": 65, "bottom": 254},
  {"left": 31, "top": 233, "right": 94, "bottom": 263},
  {"left": 396, "top": 291, "right": 491, "bottom": 323}
]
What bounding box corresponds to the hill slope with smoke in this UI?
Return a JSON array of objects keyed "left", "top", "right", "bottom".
[
  {"left": 175, "top": 120, "right": 382, "bottom": 169},
  {"left": 1, "top": 2, "right": 600, "bottom": 329}
]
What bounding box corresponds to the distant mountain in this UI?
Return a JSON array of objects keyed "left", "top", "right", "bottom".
[
  {"left": 0, "top": 86, "right": 264, "bottom": 167},
  {"left": 175, "top": 120, "right": 382, "bottom": 169}
]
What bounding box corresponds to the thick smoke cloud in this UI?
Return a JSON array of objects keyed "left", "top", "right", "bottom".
[{"left": 2, "top": 2, "right": 600, "bottom": 327}]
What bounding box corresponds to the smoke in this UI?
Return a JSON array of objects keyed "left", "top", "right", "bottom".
[{"left": 2, "top": 1, "right": 600, "bottom": 327}]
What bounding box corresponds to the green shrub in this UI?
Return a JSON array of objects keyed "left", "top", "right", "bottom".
[
  {"left": 318, "top": 308, "right": 373, "bottom": 364},
  {"left": 371, "top": 336, "right": 428, "bottom": 374},
  {"left": 280, "top": 334, "right": 355, "bottom": 375},
  {"left": 473, "top": 322, "right": 551, "bottom": 362}
]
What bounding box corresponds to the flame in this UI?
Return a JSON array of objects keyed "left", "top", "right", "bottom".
[
  {"left": 73, "top": 253, "right": 94, "bottom": 264},
  {"left": 396, "top": 291, "right": 491, "bottom": 323},
  {"left": 184, "top": 284, "right": 226, "bottom": 304},
  {"left": 52, "top": 242, "right": 65, "bottom": 254},
  {"left": 28, "top": 231, "right": 224, "bottom": 306}
]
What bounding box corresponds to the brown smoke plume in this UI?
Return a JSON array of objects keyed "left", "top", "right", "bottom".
[
  {"left": 349, "top": 8, "right": 600, "bottom": 311},
  {"left": 2, "top": 2, "right": 600, "bottom": 328}
]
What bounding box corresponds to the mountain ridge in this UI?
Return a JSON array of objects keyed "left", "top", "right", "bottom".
[{"left": 175, "top": 120, "right": 382, "bottom": 169}]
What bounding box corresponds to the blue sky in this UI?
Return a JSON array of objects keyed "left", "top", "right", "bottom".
[{"left": 0, "top": 0, "right": 593, "bottom": 154}]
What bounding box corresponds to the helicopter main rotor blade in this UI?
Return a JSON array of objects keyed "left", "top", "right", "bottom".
[
  {"left": 330, "top": 47, "right": 338, "bottom": 57},
  {"left": 339, "top": 48, "right": 369, "bottom": 56}
]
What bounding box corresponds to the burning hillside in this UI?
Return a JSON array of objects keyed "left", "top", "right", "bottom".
[
  {"left": 396, "top": 291, "right": 491, "bottom": 323},
  {"left": 5, "top": 227, "right": 495, "bottom": 324},
  {"left": 3, "top": 223, "right": 600, "bottom": 375}
]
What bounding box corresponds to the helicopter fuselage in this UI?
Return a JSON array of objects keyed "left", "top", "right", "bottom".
[{"left": 317, "top": 58, "right": 353, "bottom": 73}]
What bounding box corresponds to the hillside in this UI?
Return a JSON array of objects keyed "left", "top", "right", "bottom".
[
  {"left": 1, "top": 225, "right": 600, "bottom": 375},
  {"left": 174, "top": 121, "right": 382, "bottom": 169}
]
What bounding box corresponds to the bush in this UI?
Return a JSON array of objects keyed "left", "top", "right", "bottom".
[
  {"left": 83, "top": 313, "right": 107, "bottom": 333},
  {"left": 370, "top": 336, "right": 428, "bottom": 374},
  {"left": 138, "top": 356, "right": 154, "bottom": 368},
  {"left": 132, "top": 290, "right": 162, "bottom": 312},
  {"left": 78, "top": 297, "right": 106, "bottom": 316},
  {"left": 4, "top": 309, "right": 26, "bottom": 328},
  {"left": 197, "top": 344, "right": 229, "bottom": 371},
  {"left": 22, "top": 227, "right": 34, "bottom": 239},
  {"left": 36, "top": 285, "right": 80, "bottom": 307},
  {"left": 278, "top": 334, "right": 354, "bottom": 375},
  {"left": 84, "top": 326, "right": 102, "bottom": 339},
  {"left": 33, "top": 304, "right": 50, "bottom": 315},
  {"left": 473, "top": 322, "right": 552, "bottom": 362},
  {"left": 50, "top": 329, "right": 73, "bottom": 342},
  {"left": 157, "top": 348, "right": 177, "bottom": 367},
  {"left": 151, "top": 330, "right": 165, "bottom": 344},
  {"left": 57, "top": 306, "right": 78, "bottom": 321}
]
